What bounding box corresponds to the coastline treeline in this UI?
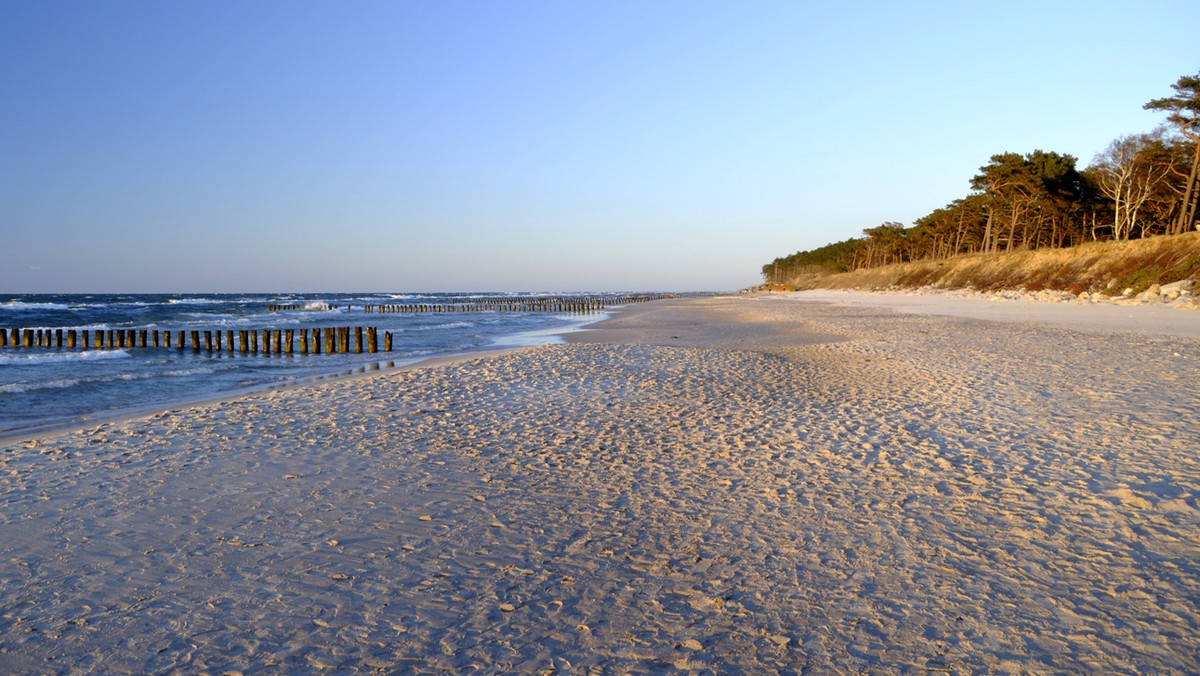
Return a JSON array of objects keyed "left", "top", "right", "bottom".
[{"left": 763, "top": 71, "right": 1200, "bottom": 284}]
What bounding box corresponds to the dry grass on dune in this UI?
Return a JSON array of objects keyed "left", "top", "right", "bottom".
[{"left": 789, "top": 232, "right": 1200, "bottom": 295}]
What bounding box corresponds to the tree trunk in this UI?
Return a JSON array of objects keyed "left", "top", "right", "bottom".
[
  {"left": 982, "top": 210, "right": 995, "bottom": 254},
  {"left": 1183, "top": 141, "right": 1200, "bottom": 232},
  {"left": 1006, "top": 206, "right": 1021, "bottom": 252},
  {"left": 1176, "top": 138, "right": 1200, "bottom": 234},
  {"left": 953, "top": 209, "right": 966, "bottom": 255}
]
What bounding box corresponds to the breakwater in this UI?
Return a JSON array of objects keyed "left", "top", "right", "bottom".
[
  {"left": 271, "top": 293, "right": 675, "bottom": 314},
  {"left": 0, "top": 327, "right": 391, "bottom": 354}
]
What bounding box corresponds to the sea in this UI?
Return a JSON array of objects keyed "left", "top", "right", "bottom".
[{"left": 0, "top": 292, "right": 633, "bottom": 439}]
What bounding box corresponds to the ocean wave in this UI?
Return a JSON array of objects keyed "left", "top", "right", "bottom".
[
  {"left": 163, "top": 367, "right": 217, "bottom": 377},
  {"left": 167, "top": 297, "right": 221, "bottom": 305},
  {"left": 416, "top": 321, "right": 474, "bottom": 331},
  {"left": 0, "top": 350, "right": 132, "bottom": 365},
  {"left": 1, "top": 301, "right": 71, "bottom": 311},
  {"left": 292, "top": 302, "right": 350, "bottom": 314},
  {"left": 0, "top": 378, "right": 83, "bottom": 394},
  {"left": 109, "top": 367, "right": 223, "bottom": 382},
  {"left": 0, "top": 362, "right": 222, "bottom": 395},
  {"left": 182, "top": 313, "right": 250, "bottom": 323},
  {"left": 175, "top": 312, "right": 338, "bottom": 327}
]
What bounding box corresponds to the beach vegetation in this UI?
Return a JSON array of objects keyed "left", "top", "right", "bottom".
[
  {"left": 774, "top": 231, "right": 1200, "bottom": 296},
  {"left": 763, "top": 70, "right": 1200, "bottom": 292}
]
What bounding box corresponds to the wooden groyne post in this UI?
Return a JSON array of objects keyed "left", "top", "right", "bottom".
[
  {"left": 1, "top": 325, "right": 394, "bottom": 355},
  {"left": 358, "top": 293, "right": 681, "bottom": 315}
]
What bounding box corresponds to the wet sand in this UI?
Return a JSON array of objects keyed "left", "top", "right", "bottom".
[{"left": 0, "top": 294, "right": 1197, "bottom": 673}]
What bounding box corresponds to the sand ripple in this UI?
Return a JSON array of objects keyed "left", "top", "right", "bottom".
[{"left": 0, "top": 297, "right": 1197, "bottom": 673}]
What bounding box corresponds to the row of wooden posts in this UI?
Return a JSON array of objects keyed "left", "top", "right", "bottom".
[
  {"left": 0, "top": 326, "right": 392, "bottom": 354},
  {"left": 266, "top": 303, "right": 337, "bottom": 312},
  {"left": 364, "top": 299, "right": 606, "bottom": 314},
  {"left": 269, "top": 294, "right": 677, "bottom": 315}
]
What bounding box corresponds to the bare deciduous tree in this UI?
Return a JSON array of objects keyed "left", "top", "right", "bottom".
[{"left": 1091, "top": 134, "right": 1173, "bottom": 240}]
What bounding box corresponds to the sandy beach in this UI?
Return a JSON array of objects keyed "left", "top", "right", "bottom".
[{"left": 1, "top": 292, "right": 1198, "bottom": 673}]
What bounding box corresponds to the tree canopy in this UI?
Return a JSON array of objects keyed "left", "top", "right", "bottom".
[
  {"left": 1144, "top": 72, "right": 1200, "bottom": 234},
  {"left": 762, "top": 69, "right": 1200, "bottom": 286}
]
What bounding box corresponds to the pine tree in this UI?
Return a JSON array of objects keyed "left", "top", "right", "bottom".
[{"left": 1145, "top": 72, "right": 1200, "bottom": 234}]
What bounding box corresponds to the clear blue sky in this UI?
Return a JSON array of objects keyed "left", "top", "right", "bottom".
[{"left": 2, "top": 1, "right": 1197, "bottom": 293}]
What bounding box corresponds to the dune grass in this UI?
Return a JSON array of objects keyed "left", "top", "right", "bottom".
[{"left": 785, "top": 232, "right": 1200, "bottom": 296}]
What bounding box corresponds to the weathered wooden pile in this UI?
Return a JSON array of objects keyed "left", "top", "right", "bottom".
[
  {"left": 364, "top": 299, "right": 607, "bottom": 314},
  {"left": 266, "top": 303, "right": 337, "bottom": 312},
  {"left": 0, "top": 327, "right": 391, "bottom": 354},
  {"left": 315, "top": 293, "right": 675, "bottom": 314}
]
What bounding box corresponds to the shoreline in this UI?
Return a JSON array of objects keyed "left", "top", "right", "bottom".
[
  {"left": 1, "top": 295, "right": 1197, "bottom": 672},
  {"left": 765, "top": 288, "right": 1200, "bottom": 338},
  {"left": 0, "top": 309, "right": 614, "bottom": 447},
  {"left": 0, "top": 349, "right": 517, "bottom": 447}
]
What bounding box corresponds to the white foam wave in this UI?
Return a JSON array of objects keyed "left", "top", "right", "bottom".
[
  {"left": 0, "top": 378, "right": 82, "bottom": 394},
  {"left": 0, "top": 361, "right": 225, "bottom": 395},
  {"left": 0, "top": 350, "right": 132, "bottom": 365},
  {"left": 1, "top": 301, "right": 70, "bottom": 311},
  {"left": 164, "top": 367, "right": 216, "bottom": 377},
  {"left": 182, "top": 313, "right": 243, "bottom": 321}
]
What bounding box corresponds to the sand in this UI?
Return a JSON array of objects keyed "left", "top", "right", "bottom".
[{"left": 1, "top": 292, "right": 1197, "bottom": 673}]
